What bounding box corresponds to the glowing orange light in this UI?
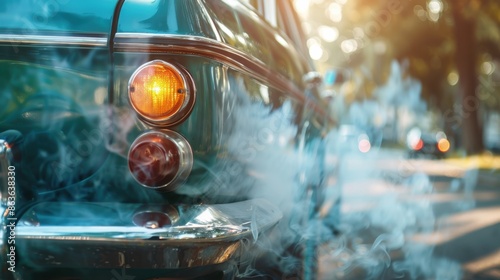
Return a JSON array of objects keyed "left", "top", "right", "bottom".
[
  {"left": 437, "top": 138, "right": 450, "bottom": 153},
  {"left": 413, "top": 139, "right": 424, "bottom": 151},
  {"left": 129, "top": 61, "right": 187, "bottom": 122}
]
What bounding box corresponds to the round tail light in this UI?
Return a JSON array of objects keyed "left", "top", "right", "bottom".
[
  {"left": 128, "top": 60, "right": 195, "bottom": 126},
  {"left": 128, "top": 131, "right": 192, "bottom": 191},
  {"left": 411, "top": 139, "right": 424, "bottom": 151}
]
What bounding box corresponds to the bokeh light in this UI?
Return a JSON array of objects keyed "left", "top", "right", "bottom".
[
  {"left": 328, "top": 2, "right": 342, "bottom": 22},
  {"left": 340, "top": 39, "right": 358, "bottom": 53},
  {"left": 427, "top": 0, "right": 443, "bottom": 14},
  {"left": 318, "top": 25, "right": 339, "bottom": 42},
  {"left": 308, "top": 37, "right": 325, "bottom": 60},
  {"left": 447, "top": 72, "right": 459, "bottom": 86},
  {"left": 414, "top": 5, "right": 427, "bottom": 21},
  {"left": 427, "top": 0, "right": 443, "bottom": 22},
  {"left": 481, "top": 61, "right": 495, "bottom": 75}
]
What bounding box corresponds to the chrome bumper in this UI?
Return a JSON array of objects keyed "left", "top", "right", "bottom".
[{"left": 15, "top": 199, "right": 282, "bottom": 271}]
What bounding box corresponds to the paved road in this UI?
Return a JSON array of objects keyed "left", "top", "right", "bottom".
[{"left": 318, "top": 149, "right": 500, "bottom": 280}]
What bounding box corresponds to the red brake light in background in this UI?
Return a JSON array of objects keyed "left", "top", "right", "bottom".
[
  {"left": 128, "top": 60, "right": 195, "bottom": 126},
  {"left": 413, "top": 139, "right": 424, "bottom": 151},
  {"left": 128, "top": 131, "right": 193, "bottom": 191}
]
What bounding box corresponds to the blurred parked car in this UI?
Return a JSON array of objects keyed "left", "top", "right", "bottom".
[
  {"left": 0, "top": 1, "right": 331, "bottom": 279},
  {"left": 406, "top": 127, "right": 450, "bottom": 159}
]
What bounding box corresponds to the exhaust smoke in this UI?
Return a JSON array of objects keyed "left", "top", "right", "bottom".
[{"left": 214, "top": 61, "right": 471, "bottom": 279}]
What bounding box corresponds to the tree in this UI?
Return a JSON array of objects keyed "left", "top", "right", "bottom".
[
  {"left": 304, "top": 0, "right": 500, "bottom": 154},
  {"left": 449, "top": 0, "right": 483, "bottom": 154}
]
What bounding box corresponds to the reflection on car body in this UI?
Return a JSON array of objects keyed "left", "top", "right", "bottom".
[{"left": 0, "top": 0, "right": 331, "bottom": 279}]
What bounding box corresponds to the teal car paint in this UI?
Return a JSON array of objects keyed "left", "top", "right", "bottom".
[
  {"left": 0, "top": 0, "right": 331, "bottom": 279},
  {"left": 0, "top": 0, "right": 117, "bottom": 34}
]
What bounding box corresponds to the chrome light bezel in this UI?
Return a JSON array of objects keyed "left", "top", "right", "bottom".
[
  {"left": 127, "top": 60, "right": 196, "bottom": 127},
  {"left": 128, "top": 130, "right": 193, "bottom": 191}
]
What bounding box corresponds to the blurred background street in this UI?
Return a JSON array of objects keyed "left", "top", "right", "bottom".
[{"left": 317, "top": 148, "right": 500, "bottom": 279}]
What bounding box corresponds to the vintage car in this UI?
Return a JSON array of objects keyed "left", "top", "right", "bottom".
[{"left": 0, "top": 0, "right": 331, "bottom": 279}]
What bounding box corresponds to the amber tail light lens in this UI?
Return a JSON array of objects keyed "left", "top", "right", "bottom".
[
  {"left": 128, "top": 60, "right": 195, "bottom": 126},
  {"left": 128, "top": 131, "right": 192, "bottom": 191}
]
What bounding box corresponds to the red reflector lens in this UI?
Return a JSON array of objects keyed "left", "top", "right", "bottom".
[
  {"left": 128, "top": 141, "right": 180, "bottom": 187},
  {"left": 128, "top": 131, "right": 192, "bottom": 191}
]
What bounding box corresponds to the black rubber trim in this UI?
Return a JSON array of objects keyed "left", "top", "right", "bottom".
[{"left": 108, "top": 0, "right": 126, "bottom": 105}]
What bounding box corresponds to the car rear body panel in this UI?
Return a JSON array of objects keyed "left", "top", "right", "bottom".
[{"left": 0, "top": 0, "right": 330, "bottom": 278}]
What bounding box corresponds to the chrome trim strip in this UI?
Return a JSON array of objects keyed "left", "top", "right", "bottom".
[
  {"left": 115, "top": 33, "right": 334, "bottom": 121},
  {"left": 114, "top": 33, "right": 307, "bottom": 103},
  {"left": 0, "top": 34, "right": 108, "bottom": 47}
]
